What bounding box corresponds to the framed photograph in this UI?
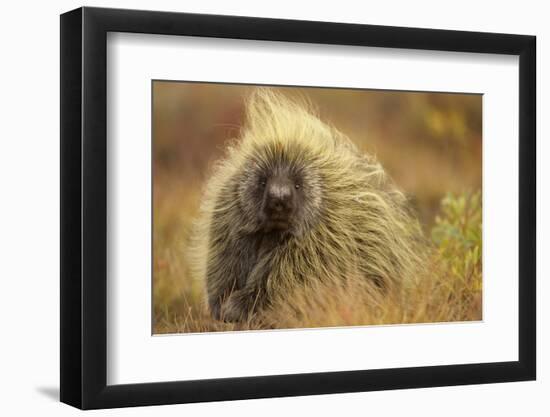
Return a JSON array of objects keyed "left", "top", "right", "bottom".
[{"left": 60, "top": 6, "right": 536, "bottom": 409}]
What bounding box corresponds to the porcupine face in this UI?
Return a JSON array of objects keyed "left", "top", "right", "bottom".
[{"left": 237, "top": 143, "right": 322, "bottom": 236}]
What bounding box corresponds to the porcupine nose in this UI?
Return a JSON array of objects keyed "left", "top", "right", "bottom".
[{"left": 266, "top": 181, "right": 293, "bottom": 215}]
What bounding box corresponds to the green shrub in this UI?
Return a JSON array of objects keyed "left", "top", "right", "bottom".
[{"left": 431, "top": 191, "right": 482, "bottom": 294}]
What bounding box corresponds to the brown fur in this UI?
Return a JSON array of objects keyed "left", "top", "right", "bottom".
[{"left": 190, "top": 89, "right": 426, "bottom": 322}]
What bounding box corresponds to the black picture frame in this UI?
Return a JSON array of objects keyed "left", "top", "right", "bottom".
[{"left": 60, "top": 6, "right": 536, "bottom": 410}]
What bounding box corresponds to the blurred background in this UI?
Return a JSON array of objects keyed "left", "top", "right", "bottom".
[{"left": 152, "top": 82, "right": 482, "bottom": 333}]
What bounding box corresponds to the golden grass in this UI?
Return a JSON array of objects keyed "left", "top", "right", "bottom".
[{"left": 153, "top": 181, "right": 482, "bottom": 334}]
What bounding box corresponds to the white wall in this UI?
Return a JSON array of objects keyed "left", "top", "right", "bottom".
[{"left": 0, "top": 0, "right": 546, "bottom": 415}]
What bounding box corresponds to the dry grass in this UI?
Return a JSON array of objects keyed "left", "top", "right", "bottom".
[{"left": 153, "top": 185, "right": 482, "bottom": 334}]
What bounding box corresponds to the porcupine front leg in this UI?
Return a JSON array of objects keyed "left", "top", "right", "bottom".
[
  {"left": 220, "top": 235, "right": 279, "bottom": 322},
  {"left": 206, "top": 235, "right": 259, "bottom": 321},
  {"left": 220, "top": 258, "right": 271, "bottom": 322}
]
